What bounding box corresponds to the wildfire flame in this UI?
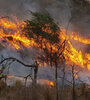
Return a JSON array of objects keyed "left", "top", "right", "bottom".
[
  {"left": 0, "top": 17, "right": 89, "bottom": 70},
  {"left": 8, "top": 76, "right": 13, "bottom": 78},
  {"left": 46, "top": 80, "right": 54, "bottom": 87},
  {"left": 70, "top": 32, "right": 90, "bottom": 45}
]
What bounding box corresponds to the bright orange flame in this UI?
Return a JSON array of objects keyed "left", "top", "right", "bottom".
[
  {"left": 8, "top": 76, "right": 13, "bottom": 78},
  {"left": 0, "top": 17, "right": 89, "bottom": 70},
  {"left": 46, "top": 81, "right": 54, "bottom": 87},
  {"left": 0, "top": 18, "right": 38, "bottom": 50},
  {"left": 70, "top": 32, "right": 90, "bottom": 45},
  {"left": 49, "top": 82, "right": 54, "bottom": 86}
]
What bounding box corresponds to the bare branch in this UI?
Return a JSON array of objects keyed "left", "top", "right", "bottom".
[
  {"left": 58, "top": 76, "right": 73, "bottom": 85},
  {"left": 0, "top": 57, "right": 36, "bottom": 68}
]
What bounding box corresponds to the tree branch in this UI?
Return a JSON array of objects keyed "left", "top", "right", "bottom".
[{"left": 0, "top": 57, "right": 36, "bottom": 68}]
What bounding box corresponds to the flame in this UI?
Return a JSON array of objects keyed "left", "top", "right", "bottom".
[
  {"left": 46, "top": 81, "right": 54, "bottom": 87},
  {"left": 8, "top": 76, "right": 13, "bottom": 78},
  {"left": 0, "top": 18, "right": 38, "bottom": 50},
  {"left": 70, "top": 32, "right": 90, "bottom": 45},
  {"left": 0, "top": 17, "right": 89, "bottom": 70}
]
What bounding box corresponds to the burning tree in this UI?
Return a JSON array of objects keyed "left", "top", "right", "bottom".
[
  {"left": 24, "top": 12, "right": 67, "bottom": 100},
  {"left": 24, "top": 11, "right": 60, "bottom": 46},
  {"left": 0, "top": 13, "right": 89, "bottom": 69},
  {"left": 0, "top": 10, "right": 89, "bottom": 100},
  {"left": 24, "top": 11, "right": 66, "bottom": 65}
]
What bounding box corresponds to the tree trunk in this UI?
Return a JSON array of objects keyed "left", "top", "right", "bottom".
[
  {"left": 60, "top": 61, "right": 66, "bottom": 100},
  {"left": 55, "top": 60, "right": 58, "bottom": 100},
  {"left": 72, "top": 65, "right": 76, "bottom": 100},
  {"left": 33, "top": 61, "right": 38, "bottom": 84}
]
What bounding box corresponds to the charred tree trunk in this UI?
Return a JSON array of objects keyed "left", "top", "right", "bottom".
[
  {"left": 33, "top": 61, "right": 38, "bottom": 84},
  {"left": 25, "top": 77, "right": 27, "bottom": 87},
  {"left": 55, "top": 59, "right": 58, "bottom": 100},
  {"left": 60, "top": 59, "right": 66, "bottom": 100},
  {"left": 72, "top": 65, "right": 76, "bottom": 100}
]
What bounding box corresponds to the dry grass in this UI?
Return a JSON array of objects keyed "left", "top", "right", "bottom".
[{"left": 0, "top": 80, "right": 90, "bottom": 100}]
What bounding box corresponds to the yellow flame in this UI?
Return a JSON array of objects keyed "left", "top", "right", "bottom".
[
  {"left": 46, "top": 81, "right": 54, "bottom": 87},
  {"left": 70, "top": 32, "right": 90, "bottom": 45},
  {"left": 0, "top": 17, "right": 89, "bottom": 70}
]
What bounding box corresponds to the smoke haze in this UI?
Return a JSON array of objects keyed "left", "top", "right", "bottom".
[{"left": 0, "top": 0, "right": 89, "bottom": 83}]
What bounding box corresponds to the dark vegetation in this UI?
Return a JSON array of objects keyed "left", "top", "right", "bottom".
[
  {"left": 0, "top": 80, "right": 90, "bottom": 100},
  {"left": 24, "top": 11, "right": 60, "bottom": 44}
]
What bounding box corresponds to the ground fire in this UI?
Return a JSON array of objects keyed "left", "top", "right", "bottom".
[
  {"left": 46, "top": 81, "right": 55, "bottom": 87},
  {"left": 0, "top": 17, "right": 89, "bottom": 70}
]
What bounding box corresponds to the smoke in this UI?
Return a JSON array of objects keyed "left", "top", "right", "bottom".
[
  {"left": 0, "top": 0, "right": 39, "bottom": 19},
  {"left": 0, "top": 49, "right": 34, "bottom": 76},
  {"left": 0, "top": 0, "right": 89, "bottom": 82},
  {"left": 0, "top": 0, "right": 89, "bottom": 34},
  {"left": 0, "top": 0, "right": 71, "bottom": 26},
  {"left": 32, "top": 0, "right": 71, "bottom": 28}
]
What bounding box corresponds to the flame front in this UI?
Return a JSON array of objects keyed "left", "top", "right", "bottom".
[
  {"left": 0, "top": 18, "right": 38, "bottom": 50},
  {"left": 70, "top": 32, "right": 90, "bottom": 45},
  {"left": 0, "top": 17, "right": 90, "bottom": 70}
]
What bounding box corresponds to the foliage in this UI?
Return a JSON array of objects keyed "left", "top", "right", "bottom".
[
  {"left": 24, "top": 12, "right": 60, "bottom": 44},
  {"left": 24, "top": 12, "right": 65, "bottom": 67},
  {"left": 0, "top": 83, "right": 89, "bottom": 100}
]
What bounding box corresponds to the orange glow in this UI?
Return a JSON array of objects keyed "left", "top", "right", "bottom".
[
  {"left": 46, "top": 81, "right": 54, "bottom": 87},
  {"left": 49, "top": 82, "right": 54, "bottom": 86},
  {"left": 70, "top": 32, "right": 90, "bottom": 45},
  {"left": 0, "top": 18, "right": 38, "bottom": 50},
  {"left": 0, "top": 17, "right": 89, "bottom": 70},
  {"left": 8, "top": 76, "right": 13, "bottom": 78},
  {"left": 74, "top": 74, "right": 78, "bottom": 79}
]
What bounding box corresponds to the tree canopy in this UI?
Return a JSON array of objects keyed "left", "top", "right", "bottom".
[
  {"left": 24, "top": 12, "right": 60, "bottom": 45},
  {"left": 24, "top": 12, "right": 65, "bottom": 67}
]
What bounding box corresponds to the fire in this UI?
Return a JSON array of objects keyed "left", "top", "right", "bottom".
[
  {"left": 0, "top": 29, "right": 30, "bottom": 49},
  {"left": 0, "top": 17, "right": 89, "bottom": 70},
  {"left": 8, "top": 76, "right": 13, "bottom": 78},
  {"left": 0, "top": 18, "right": 18, "bottom": 30},
  {"left": 70, "top": 32, "right": 90, "bottom": 45},
  {"left": 64, "top": 41, "right": 88, "bottom": 67},
  {"left": 0, "top": 17, "right": 38, "bottom": 50},
  {"left": 46, "top": 81, "right": 54, "bottom": 87}
]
